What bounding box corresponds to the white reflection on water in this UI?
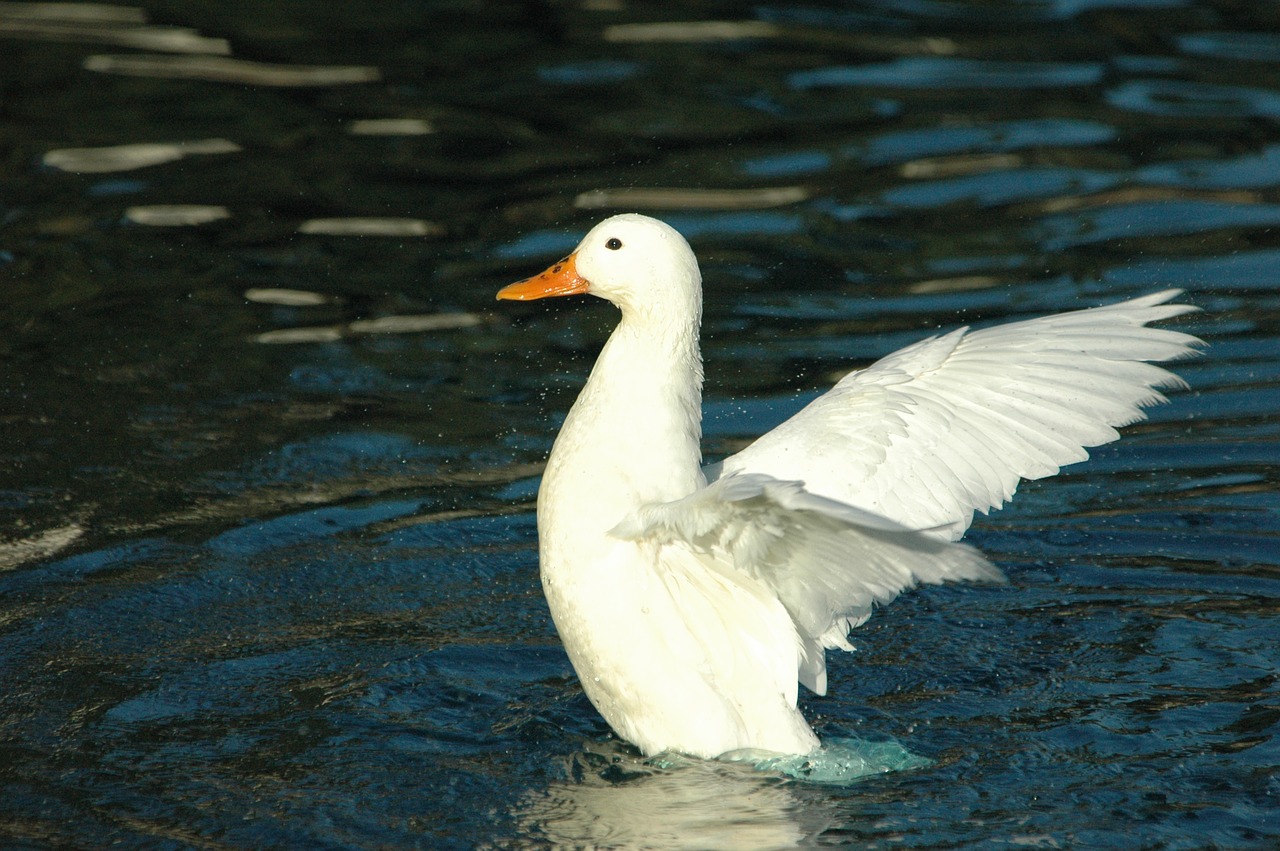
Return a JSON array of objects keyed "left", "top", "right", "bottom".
[
  {"left": 0, "top": 523, "right": 85, "bottom": 572},
  {"left": 0, "top": 3, "right": 147, "bottom": 24},
  {"left": 509, "top": 748, "right": 830, "bottom": 850},
  {"left": 0, "top": 2, "right": 228, "bottom": 54},
  {"left": 347, "top": 118, "right": 436, "bottom": 136},
  {"left": 347, "top": 314, "right": 481, "bottom": 334},
  {"left": 297, "top": 218, "right": 444, "bottom": 237},
  {"left": 603, "top": 21, "right": 782, "bottom": 43},
  {"left": 575, "top": 186, "right": 809, "bottom": 211},
  {"left": 83, "top": 54, "right": 381, "bottom": 86},
  {"left": 244, "top": 288, "right": 335, "bottom": 308},
  {"left": 252, "top": 313, "right": 483, "bottom": 344},
  {"left": 43, "top": 139, "right": 241, "bottom": 173},
  {"left": 0, "top": 19, "right": 229, "bottom": 53},
  {"left": 505, "top": 737, "right": 934, "bottom": 848},
  {"left": 123, "top": 204, "right": 231, "bottom": 226}
]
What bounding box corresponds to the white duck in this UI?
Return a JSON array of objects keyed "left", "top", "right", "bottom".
[{"left": 497, "top": 213, "right": 1201, "bottom": 760}]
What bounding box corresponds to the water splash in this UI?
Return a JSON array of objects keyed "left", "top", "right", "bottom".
[{"left": 723, "top": 736, "right": 933, "bottom": 785}]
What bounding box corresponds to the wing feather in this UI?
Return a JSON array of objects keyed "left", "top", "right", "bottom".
[
  {"left": 611, "top": 472, "right": 1002, "bottom": 695},
  {"left": 710, "top": 289, "right": 1204, "bottom": 540}
]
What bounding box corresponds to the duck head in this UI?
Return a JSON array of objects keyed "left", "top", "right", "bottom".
[{"left": 497, "top": 214, "right": 701, "bottom": 320}]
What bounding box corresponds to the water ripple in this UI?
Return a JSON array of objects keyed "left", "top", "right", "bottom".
[
  {"left": 1137, "top": 143, "right": 1280, "bottom": 189},
  {"left": 1106, "top": 249, "right": 1280, "bottom": 291},
  {"left": 1039, "top": 199, "right": 1280, "bottom": 248},
  {"left": 1108, "top": 78, "right": 1280, "bottom": 117},
  {"left": 856, "top": 118, "right": 1115, "bottom": 165},
  {"left": 791, "top": 57, "right": 1105, "bottom": 89},
  {"left": 1177, "top": 31, "right": 1280, "bottom": 62},
  {"left": 882, "top": 166, "right": 1120, "bottom": 208}
]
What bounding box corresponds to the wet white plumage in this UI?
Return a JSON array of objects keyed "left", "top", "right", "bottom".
[{"left": 498, "top": 213, "right": 1202, "bottom": 759}]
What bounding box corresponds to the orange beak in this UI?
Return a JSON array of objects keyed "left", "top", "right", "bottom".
[{"left": 496, "top": 252, "right": 589, "bottom": 301}]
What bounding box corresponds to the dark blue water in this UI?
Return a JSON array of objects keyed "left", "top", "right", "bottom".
[{"left": 2, "top": 1, "right": 1277, "bottom": 847}]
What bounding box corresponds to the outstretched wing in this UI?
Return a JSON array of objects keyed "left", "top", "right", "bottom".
[
  {"left": 707, "top": 290, "right": 1203, "bottom": 541},
  {"left": 610, "top": 471, "right": 1002, "bottom": 695}
]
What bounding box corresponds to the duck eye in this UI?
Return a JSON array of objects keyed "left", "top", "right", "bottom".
[{"left": 605, "top": 237, "right": 623, "bottom": 250}]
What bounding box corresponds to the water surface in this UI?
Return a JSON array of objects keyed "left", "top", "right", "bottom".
[{"left": 1, "top": 1, "right": 1277, "bottom": 847}]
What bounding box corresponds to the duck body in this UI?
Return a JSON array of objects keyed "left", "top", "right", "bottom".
[
  {"left": 528, "top": 231, "right": 819, "bottom": 755},
  {"left": 499, "top": 214, "right": 1202, "bottom": 760}
]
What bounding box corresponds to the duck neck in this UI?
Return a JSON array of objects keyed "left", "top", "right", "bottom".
[{"left": 542, "top": 304, "right": 704, "bottom": 529}]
